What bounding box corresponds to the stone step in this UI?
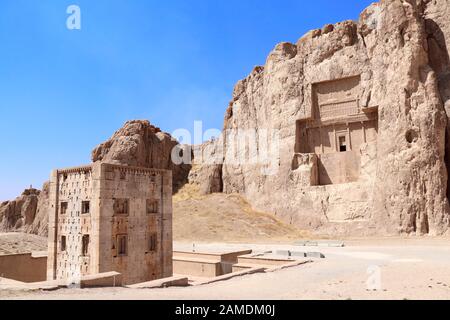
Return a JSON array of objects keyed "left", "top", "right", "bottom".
[
  {"left": 237, "top": 255, "right": 296, "bottom": 266},
  {"left": 127, "top": 276, "right": 189, "bottom": 289}
]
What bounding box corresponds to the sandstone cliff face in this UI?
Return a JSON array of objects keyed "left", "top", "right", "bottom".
[
  {"left": 92, "top": 120, "right": 191, "bottom": 192},
  {"left": 188, "top": 141, "right": 224, "bottom": 194},
  {"left": 425, "top": 0, "right": 450, "bottom": 108},
  {"left": 0, "top": 188, "right": 47, "bottom": 235},
  {"left": 0, "top": 185, "right": 49, "bottom": 236},
  {"left": 424, "top": 0, "right": 450, "bottom": 201},
  {"left": 368, "top": 0, "right": 449, "bottom": 235},
  {"left": 25, "top": 182, "right": 50, "bottom": 236},
  {"left": 195, "top": 0, "right": 450, "bottom": 235}
]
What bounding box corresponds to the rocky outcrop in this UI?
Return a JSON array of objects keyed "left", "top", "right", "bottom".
[
  {"left": 367, "top": 0, "right": 449, "bottom": 235},
  {"left": 92, "top": 120, "right": 191, "bottom": 192},
  {"left": 188, "top": 141, "right": 224, "bottom": 194},
  {"left": 0, "top": 188, "right": 42, "bottom": 234},
  {"left": 197, "top": 0, "right": 450, "bottom": 235},
  {"left": 424, "top": 0, "right": 450, "bottom": 201},
  {"left": 0, "top": 184, "right": 49, "bottom": 237},
  {"left": 425, "top": 0, "right": 450, "bottom": 108},
  {"left": 24, "top": 182, "right": 50, "bottom": 236}
]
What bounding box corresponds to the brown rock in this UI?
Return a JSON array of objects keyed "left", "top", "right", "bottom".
[
  {"left": 0, "top": 188, "right": 40, "bottom": 233},
  {"left": 25, "top": 182, "right": 50, "bottom": 236},
  {"left": 188, "top": 140, "right": 224, "bottom": 195},
  {"left": 91, "top": 120, "right": 191, "bottom": 192},
  {"left": 198, "top": 0, "right": 450, "bottom": 236},
  {"left": 424, "top": 0, "right": 450, "bottom": 201}
]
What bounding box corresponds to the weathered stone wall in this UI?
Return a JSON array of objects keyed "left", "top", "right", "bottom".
[
  {"left": 0, "top": 252, "right": 47, "bottom": 283},
  {"left": 46, "top": 165, "right": 98, "bottom": 281},
  {"left": 98, "top": 164, "right": 173, "bottom": 285},
  {"left": 47, "top": 163, "right": 173, "bottom": 285}
]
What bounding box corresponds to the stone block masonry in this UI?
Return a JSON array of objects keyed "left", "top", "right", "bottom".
[{"left": 46, "top": 162, "right": 173, "bottom": 285}]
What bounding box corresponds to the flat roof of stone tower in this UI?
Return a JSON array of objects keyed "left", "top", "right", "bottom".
[
  {"left": 56, "top": 165, "right": 93, "bottom": 174},
  {"left": 55, "top": 163, "right": 172, "bottom": 175}
]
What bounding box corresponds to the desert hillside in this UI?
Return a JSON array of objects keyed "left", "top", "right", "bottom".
[
  {"left": 0, "top": 233, "right": 47, "bottom": 255},
  {"left": 173, "top": 184, "right": 309, "bottom": 243}
]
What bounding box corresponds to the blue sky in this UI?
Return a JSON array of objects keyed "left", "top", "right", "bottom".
[{"left": 0, "top": 0, "right": 373, "bottom": 201}]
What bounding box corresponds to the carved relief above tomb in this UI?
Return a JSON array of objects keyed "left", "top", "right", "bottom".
[{"left": 313, "top": 75, "right": 361, "bottom": 121}]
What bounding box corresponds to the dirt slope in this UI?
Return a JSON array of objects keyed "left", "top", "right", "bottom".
[
  {"left": 0, "top": 233, "right": 47, "bottom": 256},
  {"left": 173, "top": 184, "right": 309, "bottom": 243}
]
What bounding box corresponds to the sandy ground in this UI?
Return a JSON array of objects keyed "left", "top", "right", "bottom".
[{"left": 2, "top": 237, "right": 450, "bottom": 300}]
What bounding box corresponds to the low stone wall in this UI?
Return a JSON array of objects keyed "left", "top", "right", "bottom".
[
  {"left": 173, "top": 250, "right": 253, "bottom": 277},
  {"left": 173, "top": 257, "right": 222, "bottom": 278},
  {"left": 80, "top": 272, "right": 122, "bottom": 288},
  {"left": 0, "top": 252, "right": 47, "bottom": 283}
]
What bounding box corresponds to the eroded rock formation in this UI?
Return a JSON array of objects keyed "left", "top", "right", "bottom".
[
  {"left": 0, "top": 187, "right": 48, "bottom": 236},
  {"left": 196, "top": 0, "right": 450, "bottom": 236},
  {"left": 92, "top": 120, "right": 191, "bottom": 192},
  {"left": 26, "top": 182, "right": 50, "bottom": 236}
]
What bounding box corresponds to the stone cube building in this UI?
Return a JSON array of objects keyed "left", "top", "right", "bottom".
[{"left": 46, "top": 162, "right": 173, "bottom": 285}]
